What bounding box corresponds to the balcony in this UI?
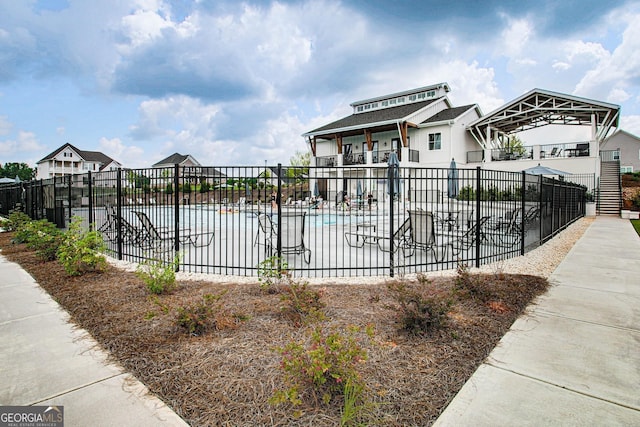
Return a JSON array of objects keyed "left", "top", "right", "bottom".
[{"left": 467, "top": 141, "right": 591, "bottom": 164}]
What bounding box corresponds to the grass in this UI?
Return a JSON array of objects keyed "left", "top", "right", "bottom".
[{"left": 631, "top": 219, "right": 640, "bottom": 237}]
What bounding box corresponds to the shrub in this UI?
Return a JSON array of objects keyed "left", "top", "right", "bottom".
[
  {"left": 136, "top": 253, "right": 181, "bottom": 294},
  {"left": 257, "top": 256, "right": 289, "bottom": 293},
  {"left": 5, "top": 210, "right": 31, "bottom": 234},
  {"left": 386, "top": 280, "right": 452, "bottom": 335},
  {"left": 57, "top": 216, "right": 107, "bottom": 276},
  {"left": 280, "top": 281, "right": 326, "bottom": 326},
  {"left": 271, "top": 325, "right": 372, "bottom": 408},
  {"left": 25, "top": 219, "right": 63, "bottom": 261},
  {"left": 176, "top": 291, "right": 228, "bottom": 336}
]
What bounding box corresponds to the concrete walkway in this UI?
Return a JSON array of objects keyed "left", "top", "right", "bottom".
[
  {"left": 434, "top": 216, "right": 640, "bottom": 426},
  {"left": 0, "top": 255, "right": 188, "bottom": 426}
]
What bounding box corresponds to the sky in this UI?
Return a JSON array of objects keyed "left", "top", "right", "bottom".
[{"left": 1, "top": 0, "right": 640, "bottom": 169}]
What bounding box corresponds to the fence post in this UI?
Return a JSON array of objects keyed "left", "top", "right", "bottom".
[
  {"left": 174, "top": 164, "right": 180, "bottom": 270},
  {"left": 88, "top": 171, "right": 93, "bottom": 231},
  {"left": 520, "top": 171, "right": 526, "bottom": 256},
  {"left": 388, "top": 161, "right": 397, "bottom": 277},
  {"left": 276, "top": 163, "right": 283, "bottom": 266},
  {"left": 67, "top": 174, "right": 72, "bottom": 226},
  {"left": 475, "top": 167, "right": 481, "bottom": 269},
  {"left": 116, "top": 168, "right": 123, "bottom": 260},
  {"left": 538, "top": 175, "right": 543, "bottom": 245}
]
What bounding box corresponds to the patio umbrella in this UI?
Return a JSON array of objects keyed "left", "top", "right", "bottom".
[
  {"left": 386, "top": 152, "right": 400, "bottom": 196},
  {"left": 356, "top": 180, "right": 363, "bottom": 198},
  {"left": 447, "top": 158, "right": 459, "bottom": 199},
  {"left": 313, "top": 181, "right": 319, "bottom": 197},
  {"left": 523, "top": 163, "right": 568, "bottom": 176}
]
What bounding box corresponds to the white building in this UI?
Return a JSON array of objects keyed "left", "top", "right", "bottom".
[
  {"left": 303, "top": 84, "right": 622, "bottom": 213},
  {"left": 36, "top": 143, "right": 121, "bottom": 180}
]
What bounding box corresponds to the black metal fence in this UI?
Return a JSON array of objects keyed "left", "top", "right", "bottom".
[{"left": 0, "top": 164, "right": 587, "bottom": 278}]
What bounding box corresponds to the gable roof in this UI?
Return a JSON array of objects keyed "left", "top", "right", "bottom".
[
  {"left": 152, "top": 153, "right": 201, "bottom": 167},
  {"left": 304, "top": 98, "right": 440, "bottom": 138},
  {"left": 604, "top": 129, "right": 640, "bottom": 143},
  {"left": 37, "top": 143, "right": 120, "bottom": 171},
  {"left": 467, "top": 88, "right": 620, "bottom": 147},
  {"left": 421, "top": 105, "right": 479, "bottom": 124}
]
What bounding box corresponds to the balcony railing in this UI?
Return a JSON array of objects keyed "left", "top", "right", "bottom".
[
  {"left": 316, "top": 155, "right": 337, "bottom": 167},
  {"left": 599, "top": 150, "right": 620, "bottom": 162},
  {"left": 540, "top": 142, "right": 590, "bottom": 158}
]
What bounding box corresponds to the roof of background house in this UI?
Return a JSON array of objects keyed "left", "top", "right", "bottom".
[
  {"left": 152, "top": 153, "right": 200, "bottom": 167},
  {"left": 421, "top": 105, "right": 478, "bottom": 124},
  {"left": 38, "top": 143, "right": 119, "bottom": 170},
  {"left": 306, "top": 99, "right": 439, "bottom": 135}
]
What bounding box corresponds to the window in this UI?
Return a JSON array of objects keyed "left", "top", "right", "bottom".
[
  {"left": 621, "top": 166, "right": 633, "bottom": 173},
  {"left": 428, "top": 133, "right": 441, "bottom": 150},
  {"left": 613, "top": 151, "right": 620, "bottom": 160}
]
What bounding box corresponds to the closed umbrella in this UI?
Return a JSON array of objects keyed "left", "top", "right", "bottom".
[
  {"left": 447, "top": 158, "right": 459, "bottom": 199},
  {"left": 313, "top": 181, "right": 319, "bottom": 197},
  {"left": 386, "top": 152, "right": 400, "bottom": 197},
  {"left": 356, "top": 180, "right": 363, "bottom": 198}
]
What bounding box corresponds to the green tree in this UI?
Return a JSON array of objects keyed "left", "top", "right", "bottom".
[
  {"left": 500, "top": 135, "right": 527, "bottom": 157},
  {"left": 288, "top": 151, "right": 310, "bottom": 182},
  {"left": 0, "top": 162, "right": 35, "bottom": 181}
]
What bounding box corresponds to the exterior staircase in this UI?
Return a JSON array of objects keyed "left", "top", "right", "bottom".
[{"left": 599, "top": 160, "right": 621, "bottom": 215}]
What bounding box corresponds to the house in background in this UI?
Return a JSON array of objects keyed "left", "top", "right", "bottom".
[
  {"left": 303, "top": 83, "right": 483, "bottom": 202},
  {"left": 601, "top": 129, "right": 640, "bottom": 173},
  {"left": 303, "top": 84, "right": 622, "bottom": 213},
  {"left": 152, "top": 153, "right": 226, "bottom": 186},
  {"left": 36, "top": 143, "right": 122, "bottom": 180}
]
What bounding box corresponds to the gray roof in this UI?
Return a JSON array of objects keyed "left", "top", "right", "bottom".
[
  {"left": 38, "top": 143, "right": 119, "bottom": 171},
  {"left": 421, "top": 105, "right": 476, "bottom": 124},
  {"left": 306, "top": 99, "right": 438, "bottom": 135},
  {"left": 153, "top": 153, "right": 191, "bottom": 166}
]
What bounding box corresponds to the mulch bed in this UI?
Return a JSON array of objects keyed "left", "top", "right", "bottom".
[{"left": 0, "top": 231, "right": 548, "bottom": 426}]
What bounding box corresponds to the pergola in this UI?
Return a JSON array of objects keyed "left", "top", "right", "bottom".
[{"left": 467, "top": 88, "right": 620, "bottom": 150}]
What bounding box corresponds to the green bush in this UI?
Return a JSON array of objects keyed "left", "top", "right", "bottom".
[
  {"left": 257, "top": 256, "right": 289, "bottom": 293},
  {"left": 5, "top": 210, "right": 31, "bottom": 233},
  {"left": 271, "top": 325, "right": 373, "bottom": 408},
  {"left": 57, "top": 216, "right": 107, "bottom": 276},
  {"left": 136, "top": 253, "right": 181, "bottom": 294},
  {"left": 25, "top": 220, "right": 63, "bottom": 261},
  {"left": 386, "top": 279, "right": 452, "bottom": 335}
]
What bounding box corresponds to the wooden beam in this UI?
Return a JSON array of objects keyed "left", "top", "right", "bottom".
[
  {"left": 399, "top": 122, "right": 408, "bottom": 147},
  {"left": 364, "top": 129, "right": 373, "bottom": 151},
  {"left": 336, "top": 134, "right": 343, "bottom": 154},
  {"left": 310, "top": 137, "right": 317, "bottom": 157}
]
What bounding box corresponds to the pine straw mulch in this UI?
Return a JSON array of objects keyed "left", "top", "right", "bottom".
[{"left": 0, "top": 231, "right": 548, "bottom": 426}]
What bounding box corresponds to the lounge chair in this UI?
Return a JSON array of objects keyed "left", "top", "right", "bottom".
[
  {"left": 133, "top": 211, "right": 214, "bottom": 251},
  {"left": 487, "top": 209, "right": 522, "bottom": 248},
  {"left": 402, "top": 210, "right": 445, "bottom": 261},
  {"left": 447, "top": 216, "right": 492, "bottom": 255},
  {"left": 345, "top": 216, "right": 411, "bottom": 253},
  {"left": 97, "top": 204, "right": 141, "bottom": 246},
  {"left": 258, "top": 212, "right": 311, "bottom": 263}
]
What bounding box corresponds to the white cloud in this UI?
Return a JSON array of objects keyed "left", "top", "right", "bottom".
[
  {"left": 0, "top": 131, "right": 43, "bottom": 155},
  {"left": 620, "top": 115, "right": 640, "bottom": 137},
  {"left": 574, "top": 13, "right": 640, "bottom": 100},
  {"left": 498, "top": 15, "right": 534, "bottom": 57},
  {"left": 98, "top": 137, "right": 144, "bottom": 167}
]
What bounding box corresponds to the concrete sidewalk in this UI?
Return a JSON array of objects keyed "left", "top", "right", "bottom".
[
  {"left": 0, "top": 255, "right": 188, "bottom": 426},
  {"left": 434, "top": 216, "right": 640, "bottom": 426}
]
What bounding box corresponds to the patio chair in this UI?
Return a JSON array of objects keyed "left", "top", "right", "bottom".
[
  {"left": 259, "top": 212, "right": 311, "bottom": 263},
  {"left": 97, "top": 204, "right": 140, "bottom": 246},
  {"left": 133, "top": 211, "right": 214, "bottom": 251},
  {"left": 448, "top": 216, "right": 492, "bottom": 255},
  {"left": 403, "top": 210, "right": 445, "bottom": 261},
  {"left": 487, "top": 209, "right": 522, "bottom": 248},
  {"left": 345, "top": 215, "right": 411, "bottom": 253}
]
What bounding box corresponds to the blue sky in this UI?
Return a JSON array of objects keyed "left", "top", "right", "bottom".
[{"left": 1, "top": 0, "right": 640, "bottom": 169}]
